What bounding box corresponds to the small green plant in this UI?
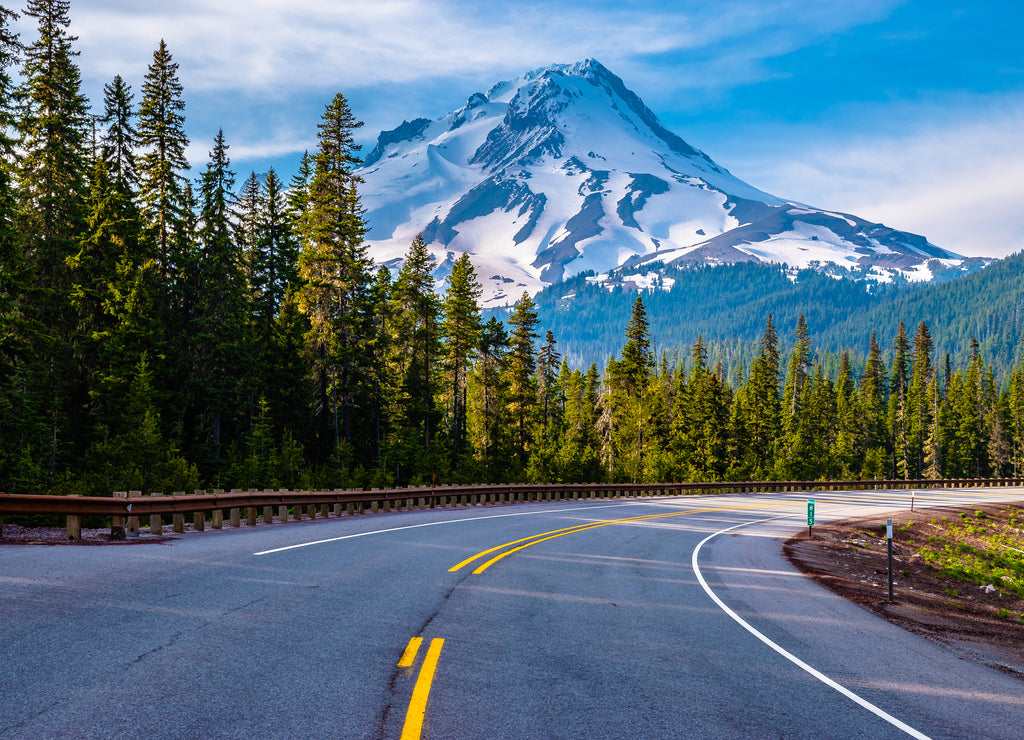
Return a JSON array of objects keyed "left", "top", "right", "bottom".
[
  {"left": 944, "top": 588, "right": 958, "bottom": 597},
  {"left": 997, "top": 608, "right": 1011, "bottom": 620}
]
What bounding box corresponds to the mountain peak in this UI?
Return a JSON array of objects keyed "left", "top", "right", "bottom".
[{"left": 358, "top": 61, "right": 981, "bottom": 307}]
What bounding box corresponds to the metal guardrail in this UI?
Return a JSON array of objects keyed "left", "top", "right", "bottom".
[{"left": 1, "top": 478, "right": 1023, "bottom": 541}]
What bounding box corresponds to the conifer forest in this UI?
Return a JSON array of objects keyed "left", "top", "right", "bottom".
[{"left": 1, "top": 1, "right": 1024, "bottom": 499}]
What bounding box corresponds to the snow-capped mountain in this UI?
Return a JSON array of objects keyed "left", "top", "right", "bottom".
[{"left": 357, "top": 59, "right": 986, "bottom": 307}]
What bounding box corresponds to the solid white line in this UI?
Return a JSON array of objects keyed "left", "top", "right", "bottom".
[
  {"left": 691, "top": 514, "right": 932, "bottom": 740},
  {"left": 252, "top": 502, "right": 642, "bottom": 556}
]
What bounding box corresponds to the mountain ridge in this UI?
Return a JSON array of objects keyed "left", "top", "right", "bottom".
[{"left": 357, "top": 59, "right": 989, "bottom": 307}]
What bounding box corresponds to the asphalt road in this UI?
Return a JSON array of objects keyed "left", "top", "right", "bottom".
[{"left": 2, "top": 488, "right": 1023, "bottom": 739}]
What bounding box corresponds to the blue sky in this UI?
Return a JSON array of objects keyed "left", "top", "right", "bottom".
[{"left": 13, "top": 0, "right": 1024, "bottom": 257}]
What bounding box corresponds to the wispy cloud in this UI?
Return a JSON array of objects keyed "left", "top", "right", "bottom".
[
  {"left": 730, "top": 97, "right": 1024, "bottom": 258},
  {"left": 57, "top": 0, "right": 896, "bottom": 98}
]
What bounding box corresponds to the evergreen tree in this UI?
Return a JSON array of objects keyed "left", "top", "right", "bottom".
[
  {"left": 779, "top": 314, "right": 812, "bottom": 474},
  {"left": 184, "top": 130, "right": 250, "bottom": 473},
  {"left": 619, "top": 295, "right": 654, "bottom": 394},
  {"left": 604, "top": 298, "right": 660, "bottom": 482},
  {"left": 858, "top": 332, "right": 888, "bottom": 478},
  {"left": 1007, "top": 357, "right": 1024, "bottom": 476},
  {"left": 743, "top": 315, "right": 781, "bottom": 478},
  {"left": 389, "top": 234, "right": 441, "bottom": 478},
  {"left": 922, "top": 368, "right": 942, "bottom": 479},
  {"left": 440, "top": 253, "right": 482, "bottom": 462},
  {"left": 100, "top": 75, "right": 138, "bottom": 199},
  {"left": 468, "top": 316, "right": 510, "bottom": 480},
  {"left": 68, "top": 154, "right": 149, "bottom": 433},
  {"left": 552, "top": 364, "right": 603, "bottom": 482},
  {"left": 906, "top": 321, "right": 934, "bottom": 478},
  {"left": 888, "top": 320, "right": 910, "bottom": 477},
  {"left": 674, "top": 336, "right": 729, "bottom": 481},
  {"left": 15, "top": 0, "right": 91, "bottom": 476},
  {"left": 294, "top": 92, "right": 372, "bottom": 462},
  {"left": 137, "top": 39, "right": 189, "bottom": 281},
  {"left": 506, "top": 291, "right": 540, "bottom": 474},
  {"left": 0, "top": 4, "right": 23, "bottom": 484},
  {"left": 831, "top": 352, "right": 858, "bottom": 476}
]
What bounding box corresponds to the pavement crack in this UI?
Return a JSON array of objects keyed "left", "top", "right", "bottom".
[{"left": 373, "top": 573, "right": 468, "bottom": 740}]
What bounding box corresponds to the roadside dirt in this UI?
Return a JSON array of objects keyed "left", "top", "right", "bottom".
[{"left": 784, "top": 502, "right": 1024, "bottom": 679}]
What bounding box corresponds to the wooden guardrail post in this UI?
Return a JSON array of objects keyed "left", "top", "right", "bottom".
[
  {"left": 263, "top": 489, "right": 274, "bottom": 523},
  {"left": 172, "top": 492, "right": 186, "bottom": 533},
  {"left": 193, "top": 490, "right": 206, "bottom": 531},
  {"left": 127, "top": 490, "right": 141, "bottom": 536},
  {"left": 211, "top": 489, "right": 224, "bottom": 528},
  {"left": 112, "top": 491, "right": 128, "bottom": 539},
  {"left": 149, "top": 492, "right": 162, "bottom": 534},
  {"left": 230, "top": 489, "right": 241, "bottom": 527},
  {"left": 246, "top": 490, "right": 258, "bottom": 525},
  {"left": 66, "top": 495, "right": 82, "bottom": 540}
]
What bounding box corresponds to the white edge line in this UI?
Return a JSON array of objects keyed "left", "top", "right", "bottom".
[
  {"left": 253, "top": 502, "right": 641, "bottom": 556},
  {"left": 691, "top": 514, "right": 932, "bottom": 740}
]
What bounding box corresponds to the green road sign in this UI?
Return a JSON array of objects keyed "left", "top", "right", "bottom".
[{"left": 807, "top": 499, "right": 815, "bottom": 526}]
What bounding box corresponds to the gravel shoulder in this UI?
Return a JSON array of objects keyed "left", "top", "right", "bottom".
[{"left": 784, "top": 501, "right": 1024, "bottom": 679}]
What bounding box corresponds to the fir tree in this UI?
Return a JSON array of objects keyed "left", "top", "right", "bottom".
[
  {"left": 858, "top": 331, "right": 888, "bottom": 478},
  {"left": 15, "top": 0, "right": 91, "bottom": 475},
  {"left": 506, "top": 291, "right": 540, "bottom": 474},
  {"left": 100, "top": 75, "right": 138, "bottom": 198},
  {"left": 294, "top": 93, "right": 372, "bottom": 462},
  {"left": 440, "top": 253, "right": 482, "bottom": 462},
  {"left": 832, "top": 352, "right": 858, "bottom": 476},
  {"left": 906, "top": 321, "right": 933, "bottom": 478},
  {"left": 390, "top": 234, "right": 441, "bottom": 476},
  {"left": 0, "top": 4, "right": 23, "bottom": 484},
  {"left": 744, "top": 315, "right": 781, "bottom": 478},
  {"left": 185, "top": 130, "right": 250, "bottom": 473},
  {"left": 137, "top": 39, "right": 189, "bottom": 280},
  {"left": 888, "top": 320, "right": 910, "bottom": 478},
  {"left": 469, "top": 316, "right": 510, "bottom": 480}
]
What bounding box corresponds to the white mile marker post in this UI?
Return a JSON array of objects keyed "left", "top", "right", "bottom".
[{"left": 887, "top": 518, "right": 894, "bottom": 602}]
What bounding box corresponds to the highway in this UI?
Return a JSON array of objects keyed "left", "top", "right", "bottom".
[{"left": 2, "top": 488, "right": 1023, "bottom": 739}]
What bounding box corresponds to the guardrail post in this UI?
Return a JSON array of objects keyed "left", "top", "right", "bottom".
[
  {"left": 148, "top": 492, "right": 163, "bottom": 534},
  {"left": 263, "top": 489, "right": 274, "bottom": 523},
  {"left": 112, "top": 491, "right": 127, "bottom": 539},
  {"left": 112, "top": 491, "right": 129, "bottom": 540},
  {"left": 208, "top": 489, "right": 222, "bottom": 528},
  {"left": 230, "top": 496, "right": 241, "bottom": 526},
  {"left": 173, "top": 492, "right": 186, "bottom": 533},
  {"left": 65, "top": 495, "right": 82, "bottom": 540},
  {"left": 279, "top": 497, "right": 288, "bottom": 522},
  {"left": 193, "top": 490, "right": 206, "bottom": 531},
  {"left": 127, "top": 490, "right": 141, "bottom": 536},
  {"left": 246, "top": 490, "right": 258, "bottom": 525}
]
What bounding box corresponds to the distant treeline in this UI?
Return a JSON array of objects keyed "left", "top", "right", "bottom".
[
  {"left": 523, "top": 257, "right": 1024, "bottom": 378},
  {"left": 1, "top": 3, "right": 1022, "bottom": 498}
]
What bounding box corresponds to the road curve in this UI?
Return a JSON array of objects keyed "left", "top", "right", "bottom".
[{"left": 2, "top": 488, "right": 1022, "bottom": 739}]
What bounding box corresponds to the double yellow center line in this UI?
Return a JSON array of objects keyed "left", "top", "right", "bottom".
[
  {"left": 398, "top": 637, "right": 445, "bottom": 740},
  {"left": 449, "top": 500, "right": 791, "bottom": 574}
]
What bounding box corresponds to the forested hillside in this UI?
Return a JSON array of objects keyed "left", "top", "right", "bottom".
[
  {"left": 527, "top": 257, "right": 1024, "bottom": 378},
  {"left": 1, "top": 2, "right": 1023, "bottom": 499}
]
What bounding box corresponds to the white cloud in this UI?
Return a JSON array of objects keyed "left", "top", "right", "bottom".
[
  {"left": 53, "top": 0, "right": 896, "bottom": 98},
  {"left": 729, "top": 99, "right": 1024, "bottom": 258}
]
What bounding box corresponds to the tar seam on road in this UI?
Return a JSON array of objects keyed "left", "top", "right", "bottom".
[
  {"left": 400, "top": 637, "right": 445, "bottom": 740},
  {"left": 691, "top": 513, "right": 933, "bottom": 740}
]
